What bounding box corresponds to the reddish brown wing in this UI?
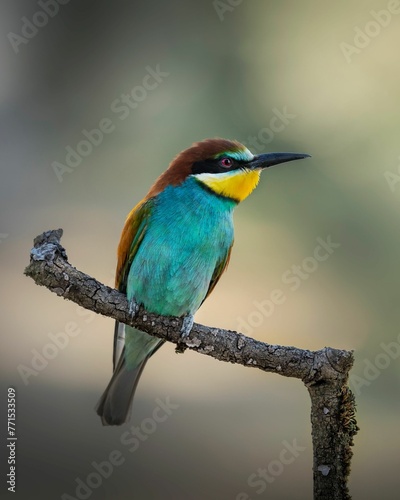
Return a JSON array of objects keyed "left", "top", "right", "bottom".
[
  {"left": 115, "top": 198, "right": 155, "bottom": 293},
  {"left": 113, "top": 197, "right": 155, "bottom": 369}
]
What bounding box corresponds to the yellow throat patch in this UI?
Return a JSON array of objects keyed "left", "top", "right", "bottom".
[{"left": 195, "top": 168, "right": 261, "bottom": 202}]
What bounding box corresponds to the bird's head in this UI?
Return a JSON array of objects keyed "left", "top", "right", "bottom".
[{"left": 147, "top": 138, "right": 310, "bottom": 202}]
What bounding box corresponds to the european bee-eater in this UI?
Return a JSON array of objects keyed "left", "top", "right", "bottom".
[{"left": 96, "top": 138, "right": 310, "bottom": 425}]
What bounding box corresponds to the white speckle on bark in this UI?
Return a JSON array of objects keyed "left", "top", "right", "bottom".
[
  {"left": 323, "top": 407, "right": 330, "bottom": 414},
  {"left": 200, "top": 345, "right": 214, "bottom": 354},
  {"left": 317, "top": 465, "right": 331, "bottom": 476},
  {"left": 185, "top": 337, "right": 201, "bottom": 348},
  {"left": 237, "top": 335, "right": 246, "bottom": 350},
  {"left": 31, "top": 243, "right": 55, "bottom": 261}
]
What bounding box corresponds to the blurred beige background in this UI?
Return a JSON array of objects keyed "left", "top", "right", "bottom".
[{"left": 1, "top": 0, "right": 400, "bottom": 498}]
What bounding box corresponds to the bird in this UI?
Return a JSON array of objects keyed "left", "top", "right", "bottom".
[{"left": 96, "top": 138, "right": 310, "bottom": 425}]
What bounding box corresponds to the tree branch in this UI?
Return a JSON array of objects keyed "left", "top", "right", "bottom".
[{"left": 24, "top": 229, "right": 358, "bottom": 500}]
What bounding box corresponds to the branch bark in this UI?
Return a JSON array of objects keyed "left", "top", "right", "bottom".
[{"left": 24, "top": 229, "right": 358, "bottom": 499}]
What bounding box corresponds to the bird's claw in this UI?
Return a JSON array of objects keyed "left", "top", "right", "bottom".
[
  {"left": 128, "top": 299, "right": 139, "bottom": 319},
  {"left": 180, "top": 314, "right": 194, "bottom": 338}
]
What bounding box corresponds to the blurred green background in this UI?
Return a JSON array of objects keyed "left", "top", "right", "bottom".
[{"left": 1, "top": 0, "right": 400, "bottom": 498}]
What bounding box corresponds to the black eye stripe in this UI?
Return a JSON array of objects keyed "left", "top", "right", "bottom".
[{"left": 191, "top": 158, "right": 243, "bottom": 175}]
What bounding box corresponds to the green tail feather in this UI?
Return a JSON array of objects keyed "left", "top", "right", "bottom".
[{"left": 96, "top": 324, "right": 163, "bottom": 426}]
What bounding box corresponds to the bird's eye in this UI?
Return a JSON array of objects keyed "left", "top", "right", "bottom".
[{"left": 220, "top": 158, "right": 233, "bottom": 168}]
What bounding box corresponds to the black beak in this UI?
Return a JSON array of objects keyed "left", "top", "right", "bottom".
[{"left": 249, "top": 152, "right": 311, "bottom": 170}]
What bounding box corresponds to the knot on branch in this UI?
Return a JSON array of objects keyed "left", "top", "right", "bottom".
[
  {"left": 304, "top": 347, "right": 354, "bottom": 387},
  {"left": 30, "top": 228, "right": 67, "bottom": 262}
]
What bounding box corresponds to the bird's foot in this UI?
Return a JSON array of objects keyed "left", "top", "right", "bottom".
[
  {"left": 180, "top": 314, "right": 194, "bottom": 338},
  {"left": 128, "top": 298, "right": 139, "bottom": 319}
]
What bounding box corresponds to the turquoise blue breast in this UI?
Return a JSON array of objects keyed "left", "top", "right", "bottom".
[{"left": 126, "top": 176, "right": 236, "bottom": 316}]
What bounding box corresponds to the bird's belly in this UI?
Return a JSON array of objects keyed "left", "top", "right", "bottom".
[
  {"left": 127, "top": 243, "right": 219, "bottom": 316},
  {"left": 127, "top": 224, "right": 232, "bottom": 317}
]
